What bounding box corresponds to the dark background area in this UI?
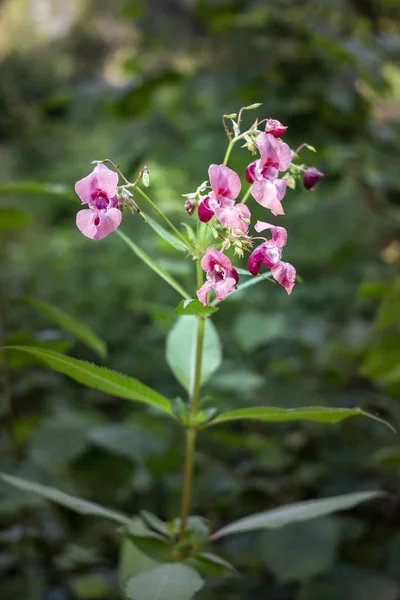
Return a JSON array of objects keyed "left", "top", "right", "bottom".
[{"left": 0, "top": 0, "right": 400, "bottom": 598}]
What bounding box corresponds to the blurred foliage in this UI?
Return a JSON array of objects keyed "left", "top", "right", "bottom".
[{"left": 0, "top": 0, "right": 400, "bottom": 598}]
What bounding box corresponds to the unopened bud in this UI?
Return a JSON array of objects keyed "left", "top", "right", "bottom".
[
  {"left": 185, "top": 198, "right": 196, "bottom": 216},
  {"left": 303, "top": 167, "right": 324, "bottom": 190},
  {"left": 142, "top": 166, "right": 150, "bottom": 187}
]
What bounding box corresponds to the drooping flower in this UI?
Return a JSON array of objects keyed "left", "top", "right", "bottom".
[
  {"left": 198, "top": 164, "right": 241, "bottom": 226},
  {"left": 247, "top": 222, "right": 288, "bottom": 275},
  {"left": 271, "top": 261, "right": 296, "bottom": 295},
  {"left": 265, "top": 118, "right": 287, "bottom": 138},
  {"left": 303, "top": 167, "right": 324, "bottom": 190},
  {"left": 216, "top": 203, "right": 251, "bottom": 234},
  {"left": 75, "top": 164, "right": 122, "bottom": 240},
  {"left": 246, "top": 132, "right": 292, "bottom": 216},
  {"left": 197, "top": 248, "right": 239, "bottom": 306},
  {"left": 247, "top": 221, "right": 296, "bottom": 294}
]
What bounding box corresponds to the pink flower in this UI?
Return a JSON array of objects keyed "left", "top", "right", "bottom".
[
  {"left": 265, "top": 118, "right": 287, "bottom": 138},
  {"left": 303, "top": 167, "right": 324, "bottom": 190},
  {"left": 246, "top": 133, "right": 292, "bottom": 216},
  {"left": 197, "top": 248, "right": 239, "bottom": 306},
  {"left": 257, "top": 132, "right": 292, "bottom": 172},
  {"left": 247, "top": 222, "right": 296, "bottom": 294},
  {"left": 75, "top": 164, "right": 122, "bottom": 240},
  {"left": 248, "top": 222, "right": 288, "bottom": 275},
  {"left": 198, "top": 164, "right": 241, "bottom": 226},
  {"left": 215, "top": 203, "right": 251, "bottom": 234},
  {"left": 271, "top": 261, "right": 296, "bottom": 295}
]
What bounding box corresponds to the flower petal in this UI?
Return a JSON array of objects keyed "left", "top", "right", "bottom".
[
  {"left": 200, "top": 248, "right": 233, "bottom": 273},
  {"left": 256, "top": 133, "right": 292, "bottom": 172},
  {"left": 214, "top": 277, "right": 237, "bottom": 301},
  {"left": 208, "top": 164, "right": 241, "bottom": 200},
  {"left": 271, "top": 261, "right": 296, "bottom": 294},
  {"left": 215, "top": 204, "right": 251, "bottom": 233},
  {"left": 251, "top": 180, "right": 286, "bottom": 216},
  {"left": 198, "top": 197, "right": 214, "bottom": 223},
  {"left": 76, "top": 207, "right": 122, "bottom": 240},
  {"left": 75, "top": 164, "right": 118, "bottom": 204},
  {"left": 196, "top": 280, "right": 214, "bottom": 306},
  {"left": 254, "top": 221, "right": 287, "bottom": 247}
]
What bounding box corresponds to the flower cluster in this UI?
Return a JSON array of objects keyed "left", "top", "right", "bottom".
[{"left": 73, "top": 108, "right": 323, "bottom": 308}]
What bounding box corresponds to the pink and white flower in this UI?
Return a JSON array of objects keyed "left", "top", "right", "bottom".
[
  {"left": 75, "top": 164, "right": 122, "bottom": 240},
  {"left": 246, "top": 132, "right": 292, "bottom": 216},
  {"left": 248, "top": 221, "right": 296, "bottom": 294},
  {"left": 197, "top": 248, "right": 239, "bottom": 306},
  {"left": 198, "top": 164, "right": 242, "bottom": 225}
]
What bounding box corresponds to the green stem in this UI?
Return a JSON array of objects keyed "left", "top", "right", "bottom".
[
  {"left": 135, "top": 187, "right": 193, "bottom": 252},
  {"left": 241, "top": 185, "right": 252, "bottom": 205},
  {"left": 116, "top": 230, "right": 191, "bottom": 299},
  {"left": 223, "top": 130, "right": 252, "bottom": 166},
  {"left": 179, "top": 262, "right": 205, "bottom": 539}
]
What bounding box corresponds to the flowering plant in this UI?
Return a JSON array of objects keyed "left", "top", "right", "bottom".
[{"left": 0, "top": 105, "right": 391, "bottom": 599}]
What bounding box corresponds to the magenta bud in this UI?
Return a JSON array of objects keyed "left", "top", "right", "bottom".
[
  {"left": 198, "top": 197, "right": 214, "bottom": 223},
  {"left": 303, "top": 167, "right": 324, "bottom": 190},
  {"left": 265, "top": 119, "right": 287, "bottom": 138},
  {"left": 245, "top": 161, "right": 257, "bottom": 184},
  {"left": 185, "top": 198, "right": 196, "bottom": 216}
]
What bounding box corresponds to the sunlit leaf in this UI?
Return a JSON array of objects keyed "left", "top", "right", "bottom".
[
  {"left": 1, "top": 346, "right": 172, "bottom": 414},
  {"left": 0, "top": 473, "right": 130, "bottom": 524},
  {"left": 211, "top": 490, "right": 385, "bottom": 539}
]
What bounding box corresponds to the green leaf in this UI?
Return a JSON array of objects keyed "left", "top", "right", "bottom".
[
  {"left": 119, "top": 537, "right": 158, "bottom": 588},
  {"left": 126, "top": 563, "right": 204, "bottom": 600},
  {"left": 175, "top": 299, "right": 218, "bottom": 317},
  {"left": 258, "top": 518, "right": 339, "bottom": 583},
  {"left": 166, "top": 316, "right": 222, "bottom": 393},
  {"left": 0, "top": 182, "right": 74, "bottom": 200},
  {"left": 0, "top": 473, "right": 130, "bottom": 524},
  {"left": 143, "top": 212, "right": 188, "bottom": 253},
  {"left": 1, "top": 346, "right": 172, "bottom": 415},
  {"left": 210, "top": 490, "right": 385, "bottom": 539},
  {"left": 209, "top": 406, "right": 394, "bottom": 431},
  {"left": 116, "top": 230, "right": 190, "bottom": 299},
  {"left": 0, "top": 208, "right": 31, "bottom": 233},
  {"left": 19, "top": 296, "right": 107, "bottom": 359}
]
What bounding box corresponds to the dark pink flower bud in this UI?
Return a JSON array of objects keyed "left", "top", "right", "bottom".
[
  {"left": 198, "top": 197, "right": 214, "bottom": 223},
  {"left": 245, "top": 161, "right": 258, "bottom": 183},
  {"left": 265, "top": 118, "right": 287, "bottom": 138},
  {"left": 248, "top": 244, "right": 282, "bottom": 275},
  {"left": 303, "top": 167, "right": 323, "bottom": 190},
  {"left": 185, "top": 198, "right": 196, "bottom": 216}
]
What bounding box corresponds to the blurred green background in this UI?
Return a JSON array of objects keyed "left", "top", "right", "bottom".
[{"left": 1, "top": 0, "right": 400, "bottom": 598}]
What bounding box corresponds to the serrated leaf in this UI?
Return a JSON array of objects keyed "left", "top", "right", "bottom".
[
  {"left": 175, "top": 299, "right": 217, "bottom": 317},
  {"left": 18, "top": 296, "right": 107, "bottom": 359},
  {"left": 143, "top": 212, "right": 188, "bottom": 253},
  {"left": 1, "top": 346, "right": 172, "bottom": 414},
  {"left": 126, "top": 563, "right": 203, "bottom": 600},
  {"left": 166, "top": 316, "right": 222, "bottom": 393},
  {"left": 211, "top": 490, "right": 385, "bottom": 539},
  {"left": 209, "top": 406, "right": 394, "bottom": 431},
  {"left": 0, "top": 208, "right": 31, "bottom": 233},
  {"left": 0, "top": 473, "right": 130, "bottom": 524}
]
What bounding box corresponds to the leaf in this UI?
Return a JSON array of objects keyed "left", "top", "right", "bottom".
[
  {"left": 19, "top": 296, "right": 107, "bottom": 359},
  {"left": 258, "top": 518, "right": 339, "bottom": 583},
  {"left": 0, "top": 473, "right": 130, "bottom": 524},
  {"left": 210, "top": 490, "right": 385, "bottom": 539},
  {"left": 234, "top": 311, "right": 287, "bottom": 351},
  {"left": 119, "top": 537, "right": 158, "bottom": 588},
  {"left": 116, "top": 230, "right": 190, "bottom": 299},
  {"left": 212, "top": 272, "right": 274, "bottom": 305},
  {"left": 175, "top": 299, "right": 218, "bottom": 317},
  {"left": 143, "top": 212, "right": 188, "bottom": 253},
  {"left": 166, "top": 316, "right": 222, "bottom": 393},
  {"left": 1, "top": 346, "right": 172, "bottom": 414},
  {"left": 0, "top": 182, "right": 74, "bottom": 200},
  {"left": 126, "top": 563, "right": 204, "bottom": 600},
  {"left": 210, "top": 406, "right": 394, "bottom": 430},
  {"left": 0, "top": 208, "right": 31, "bottom": 233}
]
